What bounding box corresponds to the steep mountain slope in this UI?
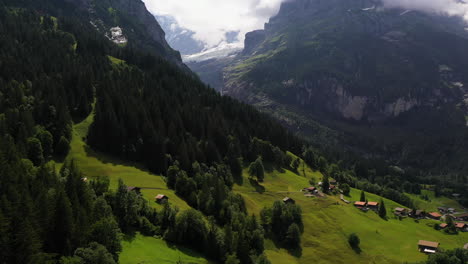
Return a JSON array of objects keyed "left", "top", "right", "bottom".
[
  {"left": 194, "top": 0, "right": 468, "bottom": 173},
  {"left": 64, "top": 0, "right": 185, "bottom": 67}
]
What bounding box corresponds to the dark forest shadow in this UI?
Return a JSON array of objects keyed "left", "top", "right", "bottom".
[{"left": 249, "top": 178, "right": 266, "bottom": 193}]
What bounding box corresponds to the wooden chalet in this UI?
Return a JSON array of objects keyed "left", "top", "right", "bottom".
[
  {"left": 455, "top": 222, "right": 467, "bottom": 230},
  {"left": 428, "top": 212, "right": 442, "bottom": 220},
  {"left": 303, "top": 187, "right": 317, "bottom": 193},
  {"left": 411, "top": 210, "right": 425, "bottom": 218},
  {"left": 394, "top": 207, "right": 408, "bottom": 216},
  {"left": 455, "top": 213, "right": 468, "bottom": 221},
  {"left": 418, "top": 240, "right": 439, "bottom": 254},
  {"left": 354, "top": 201, "right": 366, "bottom": 207},
  {"left": 283, "top": 197, "right": 295, "bottom": 204},
  {"left": 439, "top": 223, "right": 448, "bottom": 229},
  {"left": 155, "top": 194, "right": 169, "bottom": 204},
  {"left": 127, "top": 186, "right": 141, "bottom": 194},
  {"left": 367, "top": 202, "right": 379, "bottom": 209}
]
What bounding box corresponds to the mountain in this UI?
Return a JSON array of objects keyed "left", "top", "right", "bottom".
[
  {"left": 191, "top": 0, "right": 468, "bottom": 172},
  {"left": 63, "top": 0, "right": 185, "bottom": 68},
  {"left": 155, "top": 14, "right": 205, "bottom": 55}
]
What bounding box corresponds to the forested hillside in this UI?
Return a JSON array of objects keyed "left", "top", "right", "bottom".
[
  {"left": 0, "top": 1, "right": 301, "bottom": 263},
  {"left": 1, "top": 0, "right": 467, "bottom": 263}
]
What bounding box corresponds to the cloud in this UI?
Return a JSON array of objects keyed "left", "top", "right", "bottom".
[
  {"left": 142, "top": 0, "right": 284, "bottom": 48},
  {"left": 382, "top": 0, "right": 468, "bottom": 21}
]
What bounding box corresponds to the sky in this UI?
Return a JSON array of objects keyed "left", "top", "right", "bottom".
[
  {"left": 382, "top": 0, "right": 468, "bottom": 21},
  {"left": 142, "top": 0, "right": 284, "bottom": 48},
  {"left": 142, "top": 0, "right": 468, "bottom": 50}
]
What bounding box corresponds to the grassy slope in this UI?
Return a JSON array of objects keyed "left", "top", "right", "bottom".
[
  {"left": 57, "top": 110, "right": 210, "bottom": 263},
  {"left": 64, "top": 111, "right": 189, "bottom": 210},
  {"left": 407, "top": 190, "right": 465, "bottom": 213},
  {"left": 234, "top": 162, "right": 468, "bottom": 264},
  {"left": 120, "top": 233, "right": 211, "bottom": 264},
  {"left": 59, "top": 107, "right": 466, "bottom": 264}
]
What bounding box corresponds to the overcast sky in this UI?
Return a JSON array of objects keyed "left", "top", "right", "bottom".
[
  {"left": 142, "top": 0, "right": 284, "bottom": 48},
  {"left": 142, "top": 0, "right": 468, "bottom": 49}
]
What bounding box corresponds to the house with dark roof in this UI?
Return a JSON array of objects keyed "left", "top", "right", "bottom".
[
  {"left": 455, "top": 213, "right": 468, "bottom": 221},
  {"left": 418, "top": 240, "right": 439, "bottom": 254}
]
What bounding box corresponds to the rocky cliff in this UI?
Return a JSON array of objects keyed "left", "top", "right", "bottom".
[
  {"left": 65, "top": 0, "right": 184, "bottom": 67},
  {"left": 221, "top": 0, "right": 468, "bottom": 122}
]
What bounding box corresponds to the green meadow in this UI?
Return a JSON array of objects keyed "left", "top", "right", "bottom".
[
  {"left": 61, "top": 110, "right": 190, "bottom": 210},
  {"left": 59, "top": 111, "right": 467, "bottom": 264},
  {"left": 233, "top": 165, "right": 468, "bottom": 264},
  {"left": 120, "top": 233, "right": 212, "bottom": 264}
]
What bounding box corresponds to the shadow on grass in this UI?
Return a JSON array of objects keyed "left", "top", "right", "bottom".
[
  {"left": 288, "top": 246, "right": 303, "bottom": 258},
  {"left": 248, "top": 178, "right": 266, "bottom": 193},
  {"left": 165, "top": 239, "right": 212, "bottom": 260},
  {"left": 234, "top": 174, "right": 244, "bottom": 185},
  {"left": 352, "top": 247, "right": 362, "bottom": 254},
  {"left": 83, "top": 145, "right": 154, "bottom": 175}
]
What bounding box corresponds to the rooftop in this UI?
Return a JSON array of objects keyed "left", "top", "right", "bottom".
[
  {"left": 354, "top": 201, "right": 366, "bottom": 206},
  {"left": 429, "top": 212, "right": 442, "bottom": 218},
  {"left": 418, "top": 240, "right": 439, "bottom": 248},
  {"left": 367, "top": 202, "right": 379, "bottom": 206}
]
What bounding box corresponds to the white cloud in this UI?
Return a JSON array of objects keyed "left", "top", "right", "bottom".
[
  {"left": 382, "top": 0, "right": 468, "bottom": 21},
  {"left": 142, "top": 0, "right": 284, "bottom": 48}
]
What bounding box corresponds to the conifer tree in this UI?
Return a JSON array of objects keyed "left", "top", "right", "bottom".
[
  {"left": 360, "top": 191, "right": 366, "bottom": 202},
  {"left": 378, "top": 199, "right": 387, "bottom": 219}
]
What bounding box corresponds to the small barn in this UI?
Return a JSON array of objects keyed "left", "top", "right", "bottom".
[
  {"left": 367, "top": 202, "right": 379, "bottom": 210},
  {"left": 394, "top": 207, "right": 408, "bottom": 216},
  {"left": 412, "top": 210, "right": 425, "bottom": 219},
  {"left": 455, "top": 213, "right": 468, "bottom": 221},
  {"left": 354, "top": 201, "right": 366, "bottom": 208},
  {"left": 418, "top": 240, "right": 439, "bottom": 254},
  {"left": 439, "top": 223, "right": 448, "bottom": 229},
  {"left": 303, "top": 187, "right": 316, "bottom": 193},
  {"left": 155, "top": 194, "right": 169, "bottom": 204},
  {"left": 283, "top": 197, "right": 295, "bottom": 204},
  {"left": 127, "top": 186, "right": 141, "bottom": 194},
  {"left": 455, "top": 222, "right": 467, "bottom": 230},
  {"left": 428, "top": 212, "right": 442, "bottom": 220}
]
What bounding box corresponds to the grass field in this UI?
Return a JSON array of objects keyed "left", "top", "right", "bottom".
[
  {"left": 60, "top": 111, "right": 190, "bottom": 210},
  {"left": 120, "top": 233, "right": 212, "bottom": 264},
  {"left": 234, "top": 168, "right": 468, "bottom": 264},
  {"left": 60, "top": 110, "right": 467, "bottom": 264},
  {"left": 407, "top": 190, "right": 466, "bottom": 213}
]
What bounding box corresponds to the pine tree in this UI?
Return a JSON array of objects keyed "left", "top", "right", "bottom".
[
  {"left": 248, "top": 156, "right": 265, "bottom": 182},
  {"left": 285, "top": 223, "right": 301, "bottom": 248},
  {"left": 322, "top": 175, "right": 330, "bottom": 193},
  {"left": 378, "top": 199, "right": 387, "bottom": 219},
  {"left": 360, "top": 191, "right": 366, "bottom": 202}
]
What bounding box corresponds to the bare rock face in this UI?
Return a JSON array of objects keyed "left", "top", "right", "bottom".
[
  {"left": 108, "top": 27, "right": 128, "bottom": 44},
  {"left": 243, "top": 30, "right": 266, "bottom": 55}
]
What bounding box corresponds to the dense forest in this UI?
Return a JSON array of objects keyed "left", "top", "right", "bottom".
[{"left": 0, "top": 0, "right": 467, "bottom": 263}]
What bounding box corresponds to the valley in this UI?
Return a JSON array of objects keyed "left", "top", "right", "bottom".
[
  {"left": 0, "top": 0, "right": 467, "bottom": 264},
  {"left": 60, "top": 108, "right": 467, "bottom": 264}
]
